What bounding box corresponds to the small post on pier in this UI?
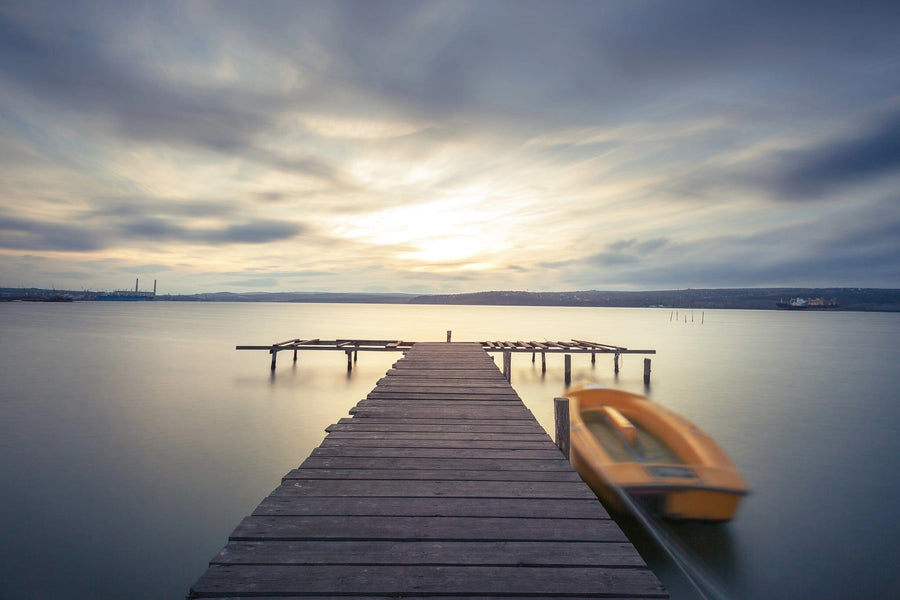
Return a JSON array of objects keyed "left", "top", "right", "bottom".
[
  {"left": 554, "top": 397, "right": 570, "bottom": 460},
  {"left": 293, "top": 346, "right": 298, "bottom": 363},
  {"left": 614, "top": 351, "right": 620, "bottom": 374},
  {"left": 269, "top": 347, "right": 278, "bottom": 371},
  {"left": 541, "top": 351, "right": 546, "bottom": 373},
  {"left": 591, "top": 351, "right": 596, "bottom": 365},
  {"left": 564, "top": 354, "right": 572, "bottom": 386},
  {"left": 643, "top": 358, "right": 652, "bottom": 384},
  {"left": 346, "top": 350, "right": 353, "bottom": 371},
  {"left": 446, "top": 330, "right": 452, "bottom": 342},
  {"left": 502, "top": 349, "right": 512, "bottom": 382}
]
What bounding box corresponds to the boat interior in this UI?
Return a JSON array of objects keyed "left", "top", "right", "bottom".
[{"left": 581, "top": 407, "right": 683, "bottom": 465}]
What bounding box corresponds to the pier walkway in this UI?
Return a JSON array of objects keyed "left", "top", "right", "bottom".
[{"left": 188, "top": 342, "right": 668, "bottom": 598}]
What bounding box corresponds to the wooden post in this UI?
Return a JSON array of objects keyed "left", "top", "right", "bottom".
[
  {"left": 591, "top": 351, "right": 596, "bottom": 365},
  {"left": 446, "top": 330, "right": 452, "bottom": 342},
  {"left": 270, "top": 347, "right": 278, "bottom": 371},
  {"left": 564, "top": 354, "right": 572, "bottom": 386},
  {"left": 554, "top": 397, "right": 570, "bottom": 459},
  {"left": 346, "top": 350, "right": 353, "bottom": 371},
  {"left": 292, "top": 346, "right": 298, "bottom": 363},
  {"left": 532, "top": 351, "right": 536, "bottom": 363},
  {"left": 502, "top": 349, "right": 512, "bottom": 382},
  {"left": 643, "top": 358, "right": 651, "bottom": 384},
  {"left": 353, "top": 349, "right": 358, "bottom": 363},
  {"left": 614, "top": 352, "right": 620, "bottom": 374},
  {"left": 541, "top": 351, "right": 546, "bottom": 373}
]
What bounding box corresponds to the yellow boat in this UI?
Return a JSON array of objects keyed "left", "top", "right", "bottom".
[{"left": 566, "top": 382, "right": 749, "bottom": 521}]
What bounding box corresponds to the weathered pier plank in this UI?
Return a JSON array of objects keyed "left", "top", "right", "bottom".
[{"left": 188, "top": 342, "right": 667, "bottom": 599}]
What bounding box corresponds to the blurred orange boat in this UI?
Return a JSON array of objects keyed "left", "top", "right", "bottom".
[{"left": 566, "top": 382, "right": 749, "bottom": 521}]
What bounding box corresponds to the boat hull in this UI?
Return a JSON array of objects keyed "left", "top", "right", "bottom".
[{"left": 567, "top": 384, "right": 748, "bottom": 522}]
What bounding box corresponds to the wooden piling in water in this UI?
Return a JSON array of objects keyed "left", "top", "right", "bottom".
[
  {"left": 643, "top": 358, "right": 651, "bottom": 384},
  {"left": 564, "top": 354, "right": 572, "bottom": 386},
  {"left": 554, "top": 397, "right": 570, "bottom": 460},
  {"left": 502, "top": 349, "right": 512, "bottom": 382}
]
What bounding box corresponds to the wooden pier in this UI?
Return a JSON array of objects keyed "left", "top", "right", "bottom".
[
  {"left": 236, "top": 337, "right": 656, "bottom": 383},
  {"left": 189, "top": 342, "right": 667, "bottom": 598}
]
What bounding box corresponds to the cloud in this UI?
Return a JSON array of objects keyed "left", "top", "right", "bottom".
[
  {"left": 121, "top": 218, "right": 304, "bottom": 245},
  {"left": 772, "top": 108, "right": 900, "bottom": 199},
  {"left": 0, "top": 212, "right": 305, "bottom": 251},
  {"left": 0, "top": 216, "right": 104, "bottom": 251}
]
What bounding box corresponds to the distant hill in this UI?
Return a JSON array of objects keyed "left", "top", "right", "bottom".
[
  {"left": 3, "top": 287, "right": 899, "bottom": 311},
  {"left": 407, "top": 288, "right": 900, "bottom": 311},
  {"left": 156, "top": 291, "right": 418, "bottom": 304}
]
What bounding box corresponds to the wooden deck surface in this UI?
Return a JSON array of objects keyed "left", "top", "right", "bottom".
[{"left": 188, "top": 342, "right": 668, "bottom": 599}]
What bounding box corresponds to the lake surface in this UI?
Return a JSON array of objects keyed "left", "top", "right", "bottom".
[{"left": 0, "top": 302, "right": 897, "bottom": 599}]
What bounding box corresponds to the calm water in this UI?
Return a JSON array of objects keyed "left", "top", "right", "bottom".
[{"left": 0, "top": 302, "right": 897, "bottom": 599}]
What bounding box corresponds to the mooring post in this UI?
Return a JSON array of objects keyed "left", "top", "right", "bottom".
[
  {"left": 270, "top": 347, "right": 278, "bottom": 371},
  {"left": 554, "top": 397, "right": 570, "bottom": 460},
  {"left": 541, "top": 351, "right": 546, "bottom": 373},
  {"left": 614, "top": 351, "right": 620, "bottom": 374},
  {"left": 644, "top": 358, "right": 652, "bottom": 384},
  {"left": 502, "top": 349, "right": 512, "bottom": 382},
  {"left": 446, "top": 330, "right": 452, "bottom": 342},
  {"left": 564, "top": 354, "right": 572, "bottom": 386}
]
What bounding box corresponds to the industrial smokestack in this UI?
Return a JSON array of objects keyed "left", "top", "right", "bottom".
[
  {"left": 153, "top": 280, "right": 157, "bottom": 295},
  {"left": 135, "top": 278, "right": 139, "bottom": 292}
]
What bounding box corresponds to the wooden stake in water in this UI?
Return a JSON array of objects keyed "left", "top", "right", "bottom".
[
  {"left": 564, "top": 354, "right": 572, "bottom": 385},
  {"left": 554, "top": 397, "right": 570, "bottom": 459}
]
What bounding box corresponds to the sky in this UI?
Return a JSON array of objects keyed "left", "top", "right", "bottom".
[{"left": 1, "top": 0, "right": 899, "bottom": 295}]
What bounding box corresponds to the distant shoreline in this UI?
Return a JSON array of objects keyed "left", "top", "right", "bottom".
[{"left": 3, "top": 287, "right": 899, "bottom": 311}]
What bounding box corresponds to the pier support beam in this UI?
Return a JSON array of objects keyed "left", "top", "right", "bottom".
[
  {"left": 644, "top": 358, "right": 652, "bottom": 384},
  {"left": 591, "top": 351, "right": 596, "bottom": 365},
  {"left": 293, "top": 347, "right": 298, "bottom": 363},
  {"left": 554, "top": 397, "right": 570, "bottom": 459},
  {"left": 346, "top": 350, "right": 353, "bottom": 371},
  {"left": 502, "top": 349, "right": 512, "bottom": 382},
  {"left": 270, "top": 347, "right": 278, "bottom": 371},
  {"left": 614, "top": 352, "right": 620, "bottom": 374},
  {"left": 564, "top": 354, "right": 572, "bottom": 386}
]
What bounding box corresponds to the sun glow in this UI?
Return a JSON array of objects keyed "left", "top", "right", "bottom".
[{"left": 335, "top": 192, "right": 508, "bottom": 264}]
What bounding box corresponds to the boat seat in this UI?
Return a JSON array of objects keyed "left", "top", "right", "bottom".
[{"left": 601, "top": 405, "right": 637, "bottom": 445}]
